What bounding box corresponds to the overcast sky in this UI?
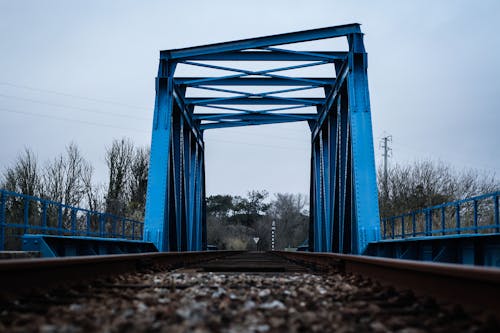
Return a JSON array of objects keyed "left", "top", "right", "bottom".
[{"left": 1, "top": 0, "right": 499, "bottom": 198}]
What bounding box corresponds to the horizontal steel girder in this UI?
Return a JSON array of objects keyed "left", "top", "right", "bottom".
[
  {"left": 186, "top": 97, "right": 324, "bottom": 106},
  {"left": 174, "top": 77, "right": 336, "bottom": 86},
  {"left": 200, "top": 118, "right": 306, "bottom": 130},
  {"left": 161, "top": 24, "right": 360, "bottom": 60},
  {"left": 173, "top": 51, "right": 347, "bottom": 61},
  {"left": 193, "top": 113, "right": 317, "bottom": 121}
]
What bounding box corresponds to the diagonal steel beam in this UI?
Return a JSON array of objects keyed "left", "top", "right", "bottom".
[{"left": 200, "top": 117, "right": 307, "bottom": 130}]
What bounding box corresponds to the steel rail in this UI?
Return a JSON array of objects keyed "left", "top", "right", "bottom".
[
  {"left": 3, "top": 250, "right": 500, "bottom": 319},
  {"left": 274, "top": 251, "right": 500, "bottom": 317},
  {"left": 0, "top": 251, "right": 241, "bottom": 299}
]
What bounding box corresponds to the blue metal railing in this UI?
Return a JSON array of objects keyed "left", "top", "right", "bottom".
[
  {"left": 382, "top": 191, "right": 500, "bottom": 240},
  {"left": 0, "top": 189, "right": 144, "bottom": 251}
]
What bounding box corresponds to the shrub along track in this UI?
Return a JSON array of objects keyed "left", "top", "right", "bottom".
[{"left": 0, "top": 251, "right": 499, "bottom": 332}]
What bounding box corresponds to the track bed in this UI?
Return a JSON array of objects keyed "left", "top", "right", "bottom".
[{"left": 1, "top": 252, "right": 497, "bottom": 332}]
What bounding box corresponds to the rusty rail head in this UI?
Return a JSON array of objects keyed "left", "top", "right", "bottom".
[
  {"left": 0, "top": 251, "right": 243, "bottom": 299},
  {"left": 274, "top": 251, "right": 500, "bottom": 319}
]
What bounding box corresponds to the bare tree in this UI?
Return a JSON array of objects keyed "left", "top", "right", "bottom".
[
  {"left": 81, "top": 161, "right": 104, "bottom": 212},
  {"left": 269, "top": 193, "right": 308, "bottom": 249},
  {"left": 105, "top": 138, "right": 134, "bottom": 216},
  {"left": 41, "top": 143, "right": 87, "bottom": 207},
  {"left": 1, "top": 148, "right": 41, "bottom": 196},
  {"left": 378, "top": 160, "right": 499, "bottom": 218},
  {"left": 128, "top": 146, "right": 149, "bottom": 219},
  {"left": 63, "top": 143, "right": 86, "bottom": 207}
]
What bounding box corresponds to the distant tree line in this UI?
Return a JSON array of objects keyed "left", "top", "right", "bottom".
[
  {"left": 1, "top": 138, "right": 498, "bottom": 250},
  {"left": 206, "top": 191, "right": 308, "bottom": 251},
  {"left": 378, "top": 161, "right": 499, "bottom": 218}
]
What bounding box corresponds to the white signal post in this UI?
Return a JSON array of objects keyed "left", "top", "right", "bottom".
[{"left": 271, "top": 220, "right": 276, "bottom": 251}]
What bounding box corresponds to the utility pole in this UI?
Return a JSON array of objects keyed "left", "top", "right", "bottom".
[{"left": 379, "top": 135, "right": 392, "bottom": 196}]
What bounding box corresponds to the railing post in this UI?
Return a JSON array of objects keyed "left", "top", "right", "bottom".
[
  {"left": 23, "top": 197, "right": 30, "bottom": 234},
  {"left": 401, "top": 216, "right": 405, "bottom": 239},
  {"left": 86, "top": 212, "right": 91, "bottom": 236},
  {"left": 0, "top": 192, "right": 6, "bottom": 251},
  {"left": 425, "top": 210, "right": 431, "bottom": 236},
  {"left": 494, "top": 195, "right": 499, "bottom": 233},
  {"left": 58, "top": 205, "right": 63, "bottom": 235},
  {"left": 412, "top": 213, "right": 416, "bottom": 237},
  {"left": 441, "top": 207, "right": 446, "bottom": 235},
  {"left": 112, "top": 216, "right": 117, "bottom": 238},
  {"left": 382, "top": 219, "right": 386, "bottom": 239},
  {"left": 131, "top": 222, "right": 136, "bottom": 240},
  {"left": 121, "top": 218, "right": 126, "bottom": 239},
  {"left": 391, "top": 218, "right": 395, "bottom": 239},
  {"left": 99, "top": 214, "right": 105, "bottom": 237},
  {"left": 41, "top": 202, "right": 47, "bottom": 233},
  {"left": 473, "top": 200, "right": 478, "bottom": 234},
  {"left": 71, "top": 209, "right": 77, "bottom": 235},
  {"left": 455, "top": 204, "right": 461, "bottom": 234}
]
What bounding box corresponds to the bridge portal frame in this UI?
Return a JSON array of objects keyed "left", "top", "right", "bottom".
[{"left": 144, "top": 24, "right": 380, "bottom": 254}]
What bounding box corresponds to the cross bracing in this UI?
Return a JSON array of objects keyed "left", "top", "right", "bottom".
[{"left": 144, "top": 24, "right": 380, "bottom": 254}]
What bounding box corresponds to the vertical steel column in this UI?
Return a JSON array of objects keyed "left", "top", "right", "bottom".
[
  {"left": 346, "top": 33, "right": 380, "bottom": 253},
  {"left": 197, "top": 143, "right": 207, "bottom": 250},
  {"left": 312, "top": 139, "right": 323, "bottom": 251},
  {"left": 200, "top": 151, "right": 207, "bottom": 250},
  {"left": 184, "top": 131, "right": 194, "bottom": 250},
  {"left": 145, "top": 57, "right": 205, "bottom": 252},
  {"left": 308, "top": 153, "right": 315, "bottom": 252},
  {"left": 0, "top": 192, "right": 5, "bottom": 251},
  {"left": 321, "top": 125, "right": 331, "bottom": 251},
  {"left": 144, "top": 59, "right": 176, "bottom": 251},
  {"left": 172, "top": 111, "right": 187, "bottom": 251},
  {"left": 192, "top": 143, "right": 201, "bottom": 251},
  {"left": 310, "top": 34, "right": 379, "bottom": 254},
  {"left": 338, "top": 90, "right": 351, "bottom": 253},
  {"left": 326, "top": 112, "right": 338, "bottom": 252}
]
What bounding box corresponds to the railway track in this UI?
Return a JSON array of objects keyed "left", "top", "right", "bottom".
[{"left": 0, "top": 251, "right": 499, "bottom": 332}]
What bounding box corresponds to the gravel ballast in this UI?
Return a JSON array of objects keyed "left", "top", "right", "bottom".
[{"left": 1, "top": 269, "right": 497, "bottom": 333}]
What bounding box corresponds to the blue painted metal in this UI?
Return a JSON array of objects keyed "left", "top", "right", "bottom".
[
  {"left": 21, "top": 234, "right": 157, "bottom": 257},
  {"left": 174, "top": 77, "right": 336, "bottom": 86},
  {"left": 179, "top": 51, "right": 347, "bottom": 61},
  {"left": 368, "top": 192, "right": 500, "bottom": 266},
  {"left": 364, "top": 233, "right": 500, "bottom": 267},
  {"left": 381, "top": 191, "right": 500, "bottom": 240},
  {"left": 145, "top": 24, "right": 380, "bottom": 254},
  {"left": 309, "top": 33, "right": 380, "bottom": 254},
  {"left": 0, "top": 189, "right": 144, "bottom": 251},
  {"left": 161, "top": 24, "right": 360, "bottom": 60}
]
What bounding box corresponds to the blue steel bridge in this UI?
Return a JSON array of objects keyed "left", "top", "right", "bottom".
[{"left": 1, "top": 24, "right": 499, "bottom": 266}]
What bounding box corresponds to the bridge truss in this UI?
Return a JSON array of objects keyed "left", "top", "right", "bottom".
[{"left": 144, "top": 24, "right": 380, "bottom": 253}]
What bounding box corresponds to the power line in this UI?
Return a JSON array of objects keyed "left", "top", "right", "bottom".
[
  {"left": 0, "top": 107, "right": 149, "bottom": 133},
  {"left": 1, "top": 107, "right": 310, "bottom": 151},
  {"left": 209, "top": 138, "right": 309, "bottom": 151},
  {"left": 0, "top": 81, "right": 311, "bottom": 142},
  {"left": 0, "top": 81, "right": 148, "bottom": 110},
  {"left": 0, "top": 93, "right": 149, "bottom": 121}
]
